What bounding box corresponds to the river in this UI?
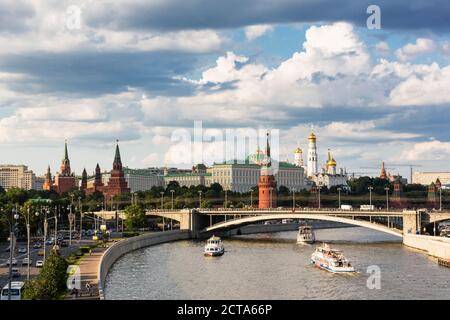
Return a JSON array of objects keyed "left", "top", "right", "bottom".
[{"left": 104, "top": 227, "right": 450, "bottom": 299}]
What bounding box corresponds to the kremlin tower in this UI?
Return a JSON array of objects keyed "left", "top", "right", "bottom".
[
  {"left": 258, "top": 132, "right": 277, "bottom": 209},
  {"left": 380, "top": 161, "right": 387, "bottom": 179},
  {"left": 53, "top": 141, "right": 77, "bottom": 194},
  {"left": 103, "top": 140, "right": 130, "bottom": 204},
  {"left": 307, "top": 130, "right": 318, "bottom": 177},
  {"left": 43, "top": 165, "right": 53, "bottom": 191},
  {"left": 80, "top": 168, "right": 88, "bottom": 192}
]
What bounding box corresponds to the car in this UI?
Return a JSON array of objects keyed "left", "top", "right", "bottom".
[
  {"left": 21, "top": 258, "right": 32, "bottom": 266},
  {"left": 11, "top": 268, "right": 20, "bottom": 278},
  {"left": 18, "top": 247, "right": 26, "bottom": 254},
  {"left": 33, "top": 243, "right": 42, "bottom": 249},
  {"left": 6, "top": 258, "right": 17, "bottom": 266},
  {"left": 35, "top": 260, "right": 44, "bottom": 268},
  {"left": 45, "top": 239, "right": 53, "bottom": 245},
  {"left": 60, "top": 241, "right": 68, "bottom": 247},
  {"left": 37, "top": 250, "right": 45, "bottom": 256}
]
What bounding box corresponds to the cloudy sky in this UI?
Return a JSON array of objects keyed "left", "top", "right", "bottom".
[{"left": 1, "top": 0, "right": 450, "bottom": 179}]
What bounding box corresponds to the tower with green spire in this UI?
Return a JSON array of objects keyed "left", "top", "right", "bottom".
[
  {"left": 104, "top": 140, "right": 130, "bottom": 203},
  {"left": 55, "top": 140, "right": 76, "bottom": 194},
  {"left": 60, "top": 140, "right": 72, "bottom": 176}
]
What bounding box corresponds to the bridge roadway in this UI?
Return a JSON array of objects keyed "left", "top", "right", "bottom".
[{"left": 94, "top": 208, "right": 444, "bottom": 238}]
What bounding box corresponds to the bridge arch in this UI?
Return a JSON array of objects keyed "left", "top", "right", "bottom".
[{"left": 202, "top": 214, "right": 403, "bottom": 238}]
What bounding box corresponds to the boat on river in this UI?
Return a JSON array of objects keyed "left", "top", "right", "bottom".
[
  {"left": 297, "top": 225, "right": 315, "bottom": 244},
  {"left": 204, "top": 236, "right": 225, "bottom": 256},
  {"left": 311, "top": 243, "right": 355, "bottom": 273}
]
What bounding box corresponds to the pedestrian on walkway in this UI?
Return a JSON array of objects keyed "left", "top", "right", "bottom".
[{"left": 86, "top": 282, "right": 91, "bottom": 296}]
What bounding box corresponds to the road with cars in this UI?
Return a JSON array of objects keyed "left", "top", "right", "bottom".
[{"left": 0, "top": 237, "right": 95, "bottom": 287}]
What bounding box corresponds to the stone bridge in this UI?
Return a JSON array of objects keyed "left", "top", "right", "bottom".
[{"left": 92, "top": 208, "right": 450, "bottom": 238}]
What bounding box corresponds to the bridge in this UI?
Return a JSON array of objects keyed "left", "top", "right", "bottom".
[{"left": 93, "top": 208, "right": 450, "bottom": 239}]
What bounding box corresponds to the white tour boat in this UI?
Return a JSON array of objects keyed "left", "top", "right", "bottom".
[
  {"left": 311, "top": 243, "right": 355, "bottom": 273},
  {"left": 204, "top": 236, "right": 225, "bottom": 256},
  {"left": 297, "top": 225, "right": 315, "bottom": 244}
]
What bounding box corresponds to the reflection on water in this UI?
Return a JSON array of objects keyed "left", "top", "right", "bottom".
[{"left": 105, "top": 227, "right": 450, "bottom": 300}]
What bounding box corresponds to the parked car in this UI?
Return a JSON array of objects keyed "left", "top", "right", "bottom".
[
  {"left": 35, "top": 260, "right": 44, "bottom": 268},
  {"left": 18, "top": 247, "right": 26, "bottom": 254},
  {"left": 6, "top": 258, "right": 17, "bottom": 266},
  {"left": 33, "top": 243, "right": 42, "bottom": 249},
  {"left": 22, "top": 258, "right": 32, "bottom": 266},
  {"left": 45, "top": 239, "right": 53, "bottom": 245},
  {"left": 37, "top": 249, "right": 45, "bottom": 256},
  {"left": 12, "top": 268, "right": 20, "bottom": 278}
]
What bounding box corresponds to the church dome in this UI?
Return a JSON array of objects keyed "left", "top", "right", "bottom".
[
  {"left": 327, "top": 158, "right": 337, "bottom": 167},
  {"left": 294, "top": 147, "right": 302, "bottom": 154},
  {"left": 308, "top": 132, "right": 316, "bottom": 141}
]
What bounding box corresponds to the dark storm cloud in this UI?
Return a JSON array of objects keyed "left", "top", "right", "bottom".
[
  {"left": 0, "top": 51, "right": 200, "bottom": 96},
  {"left": 85, "top": 0, "right": 450, "bottom": 32}
]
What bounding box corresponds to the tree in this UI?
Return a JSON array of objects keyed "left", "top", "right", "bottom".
[
  {"left": 22, "top": 251, "right": 68, "bottom": 300},
  {"left": 124, "top": 204, "right": 146, "bottom": 230}
]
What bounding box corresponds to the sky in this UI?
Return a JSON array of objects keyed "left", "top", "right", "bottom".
[{"left": 1, "top": 0, "right": 450, "bottom": 179}]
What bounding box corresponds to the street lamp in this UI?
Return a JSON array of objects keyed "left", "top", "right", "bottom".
[
  {"left": 170, "top": 190, "right": 175, "bottom": 210},
  {"left": 368, "top": 186, "right": 374, "bottom": 208},
  {"left": 79, "top": 197, "right": 83, "bottom": 243},
  {"left": 269, "top": 187, "right": 273, "bottom": 209},
  {"left": 160, "top": 191, "right": 165, "bottom": 231},
  {"left": 337, "top": 187, "right": 342, "bottom": 209},
  {"left": 4, "top": 206, "right": 19, "bottom": 300},
  {"left": 384, "top": 187, "right": 390, "bottom": 211},
  {"left": 21, "top": 207, "right": 39, "bottom": 282},
  {"left": 224, "top": 189, "right": 228, "bottom": 208},
  {"left": 198, "top": 190, "right": 202, "bottom": 208},
  {"left": 317, "top": 186, "right": 322, "bottom": 209},
  {"left": 439, "top": 187, "right": 442, "bottom": 211},
  {"left": 292, "top": 188, "right": 296, "bottom": 210},
  {"left": 249, "top": 189, "right": 253, "bottom": 208}
]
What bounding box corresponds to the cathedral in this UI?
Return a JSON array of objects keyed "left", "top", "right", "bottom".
[{"left": 294, "top": 130, "right": 349, "bottom": 189}]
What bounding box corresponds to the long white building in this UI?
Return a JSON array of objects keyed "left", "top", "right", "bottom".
[{"left": 0, "top": 165, "right": 37, "bottom": 190}]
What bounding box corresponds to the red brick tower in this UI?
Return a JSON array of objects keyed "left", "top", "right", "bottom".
[
  {"left": 80, "top": 168, "right": 88, "bottom": 192},
  {"left": 380, "top": 161, "right": 387, "bottom": 179},
  {"left": 391, "top": 176, "right": 403, "bottom": 207},
  {"left": 258, "top": 132, "right": 277, "bottom": 208},
  {"left": 54, "top": 140, "right": 77, "bottom": 194},
  {"left": 43, "top": 165, "right": 53, "bottom": 191},
  {"left": 104, "top": 140, "right": 130, "bottom": 203}
]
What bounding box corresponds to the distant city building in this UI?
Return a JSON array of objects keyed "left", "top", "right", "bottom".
[
  {"left": 413, "top": 171, "right": 450, "bottom": 185},
  {"left": 90, "top": 167, "right": 164, "bottom": 192},
  {"left": 34, "top": 176, "right": 45, "bottom": 190},
  {"left": 0, "top": 165, "right": 36, "bottom": 190}
]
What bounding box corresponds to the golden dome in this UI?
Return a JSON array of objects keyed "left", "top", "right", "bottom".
[
  {"left": 294, "top": 147, "right": 302, "bottom": 153},
  {"left": 308, "top": 132, "right": 316, "bottom": 141},
  {"left": 327, "top": 158, "right": 337, "bottom": 167}
]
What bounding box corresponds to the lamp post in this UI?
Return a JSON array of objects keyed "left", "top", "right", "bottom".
[
  {"left": 43, "top": 208, "right": 50, "bottom": 262},
  {"left": 79, "top": 197, "right": 83, "bottom": 243},
  {"left": 384, "top": 187, "right": 390, "bottom": 211},
  {"left": 6, "top": 207, "right": 20, "bottom": 301},
  {"left": 198, "top": 190, "right": 203, "bottom": 208},
  {"left": 249, "top": 189, "right": 253, "bottom": 208},
  {"left": 368, "top": 186, "right": 374, "bottom": 208},
  {"left": 68, "top": 204, "right": 74, "bottom": 247},
  {"left": 160, "top": 191, "right": 165, "bottom": 231},
  {"left": 292, "top": 188, "right": 296, "bottom": 210},
  {"left": 21, "top": 206, "right": 38, "bottom": 281},
  {"left": 170, "top": 190, "right": 175, "bottom": 210},
  {"left": 224, "top": 189, "right": 228, "bottom": 208},
  {"left": 318, "top": 186, "right": 322, "bottom": 209},
  {"left": 439, "top": 187, "right": 442, "bottom": 211},
  {"left": 337, "top": 187, "right": 342, "bottom": 209}
]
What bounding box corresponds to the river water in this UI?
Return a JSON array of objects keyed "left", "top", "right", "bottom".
[{"left": 104, "top": 227, "right": 450, "bottom": 300}]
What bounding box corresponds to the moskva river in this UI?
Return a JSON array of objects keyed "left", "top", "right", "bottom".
[{"left": 104, "top": 227, "right": 450, "bottom": 299}]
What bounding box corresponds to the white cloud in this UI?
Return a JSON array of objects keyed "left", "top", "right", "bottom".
[
  {"left": 245, "top": 24, "right": 274, "bottom": 41},
  {"left": 375, "top": 41, "right": 390, "bottom": 55},
  {"left": 395, "top": 38, "right": 436, "bottom": 61},
  {"left": 389, "top": 65, "right": 450, "bottom": 106},
  {"left": 400, "top": 140, "right": 450, "bottom": 161}
]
